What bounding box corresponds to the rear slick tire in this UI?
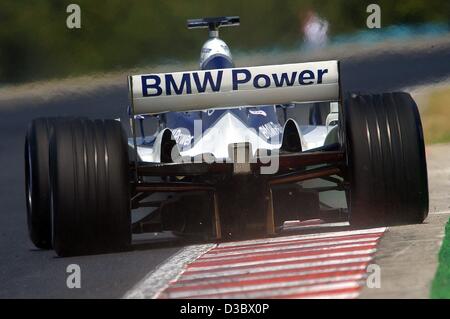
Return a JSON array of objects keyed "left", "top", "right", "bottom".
[
  {"left": 25, "top": 118, "right": 59, "bottom": 249},
  {"left": 50, "top": 118, "right": 131, "bottom": 256},
  {"left": 344, "top": 92, "right": 428, "bottom": 227}
]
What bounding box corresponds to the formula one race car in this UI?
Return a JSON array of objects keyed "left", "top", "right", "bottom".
[{"left": 25, "top": 16, "right": 428, "bottom": 256}]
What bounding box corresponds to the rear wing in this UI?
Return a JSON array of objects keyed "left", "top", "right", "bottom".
[{"left": 128, "top": 60, "right": 340, "bottom": 115}]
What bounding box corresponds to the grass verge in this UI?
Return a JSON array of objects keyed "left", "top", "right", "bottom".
[
  {"left": 421, "top": 86, "right": 450, "bottom": 144},
  {"left": 431, "top": 218, "right": 450, "bottom": 298}
]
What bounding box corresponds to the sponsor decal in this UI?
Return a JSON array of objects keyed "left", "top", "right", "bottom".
[
  {"left": 249, "top": 109, "right": 267, "bottom": 116},
  {"left": 259, "top": 122, "right": 282, "bottom": 139},
  {"left": 171, "top": 128, "right": 193, "bottom": 147},
  {"left": 140, "top": 67, "right": 329, "bottom": 97}
]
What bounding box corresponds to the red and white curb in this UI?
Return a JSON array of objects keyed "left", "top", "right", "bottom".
[{"left": 125, "top": 227, "right": 386, "bottom": 299}]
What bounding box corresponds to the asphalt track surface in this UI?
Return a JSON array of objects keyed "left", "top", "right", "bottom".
[
  {"left": 360, "top": 144, "right": 450, "bottom": 298},
  {"left": 0, "top": 39, "right": 449, "bottom": 298}
]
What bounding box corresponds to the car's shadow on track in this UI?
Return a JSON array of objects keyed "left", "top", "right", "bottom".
[
  {"left": 131, "top": 232, "right": 200, "bottom": 251},
  {"left": 280, "top": 221, "right": 352, "bottom": 235},
  {"left": 130, "top": 221, "right": 357, "bottom": 252}
]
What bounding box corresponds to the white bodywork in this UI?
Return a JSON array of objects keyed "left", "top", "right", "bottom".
[
  {"left": 128, "top": 61, "right": 340, "bottom": 163},
  {"left": 199, "top": 37, "right": 233, "bottom": 69},
  {"left": 131, "top": 115, "right": 334, "bottom": 163}
]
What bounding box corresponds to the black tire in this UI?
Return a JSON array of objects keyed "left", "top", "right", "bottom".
[
  {"left": 344, "top": 92, "right": 428, "bottom": 227},
  {"left": 49, "top": 118, "right": 131, "bottom": 256},
  {"left": 25, "top": 118, "right": 60, "bottom": 249}
]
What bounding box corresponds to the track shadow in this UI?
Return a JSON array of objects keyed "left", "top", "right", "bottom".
[{"left": 131, "top": 232, "right": 207, "bottom": 251}]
